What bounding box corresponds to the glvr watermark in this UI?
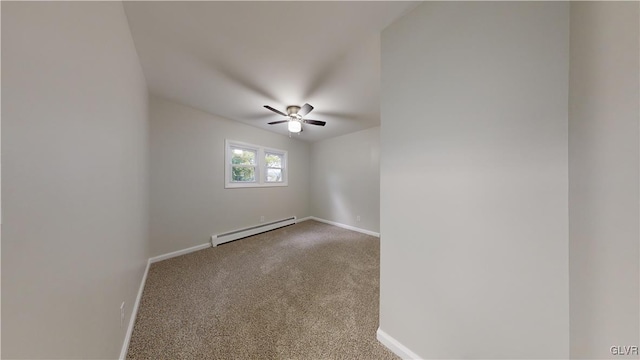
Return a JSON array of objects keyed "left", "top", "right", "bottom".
[{"left": 611, "top": 346, "right": 639, "bottom": 356}]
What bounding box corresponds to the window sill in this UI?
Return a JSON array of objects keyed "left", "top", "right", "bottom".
[{"left": 225, "top": 182, "right": 288, "bottom": 189}]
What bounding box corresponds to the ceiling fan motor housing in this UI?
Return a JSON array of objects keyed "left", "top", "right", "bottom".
[{"left": 286, "top": 106, "right": 301, "bottom": 116}]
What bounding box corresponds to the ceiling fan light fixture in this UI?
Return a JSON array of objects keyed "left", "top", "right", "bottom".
[{"left": 288, "top": 119, "right": 302, "bottom": 133}]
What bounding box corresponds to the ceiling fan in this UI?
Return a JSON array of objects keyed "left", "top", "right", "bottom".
[{"left": 263, "top": 103, "right": 326, "bottom": 133}]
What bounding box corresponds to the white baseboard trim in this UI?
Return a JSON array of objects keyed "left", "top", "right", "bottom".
[
  {"left": 296, "top": 216, "right": 313, "bottom": 223},
  {"left": 376, "top": 328, "right": 422, "bottom": 360},
  {"left": 309, "top": 216, "right": 380, "bottom": 237},
  {"left": 149, "top": 242, "right": 211, "bottom": 264},
  {"left": 120, "top": 259, "right": 151, "bottom": 360}
]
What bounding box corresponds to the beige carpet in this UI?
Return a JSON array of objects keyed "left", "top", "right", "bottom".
[{"left": 127, "top": 220, "right": 398, "bottom": 359}]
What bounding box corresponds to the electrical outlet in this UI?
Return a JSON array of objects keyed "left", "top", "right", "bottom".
[
  {"left": 120, "top": 302, "right": 125, "bottom": 328},
  {"left": 260, "top": 216, "right": 265, "bottom": 223},
  {"left": 356, "top": 215, "right": 361, "bottom": 222}
]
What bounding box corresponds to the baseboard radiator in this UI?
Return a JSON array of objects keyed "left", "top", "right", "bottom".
[{"left": 211, "top": 216, "right": 297, "bottom": 246}]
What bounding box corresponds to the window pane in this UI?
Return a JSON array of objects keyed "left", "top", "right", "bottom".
[
  {"left": 231, "top": 148, "right": 256, "bottom": 165},
  {"left": 232, "top": 166, "right": 255, "bottom": 182},
  {"left": 266, "top": 168, "right": 282, "bottom": 182},
  {"left": 265, "top": 153, "right": 282, "bottom": 168}
]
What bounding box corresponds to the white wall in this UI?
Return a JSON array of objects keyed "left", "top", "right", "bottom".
[
  {"left": 149, "top": 96, "right": 310, "bottom": 257},
  {"left": 569, "top": 2, "right": 640, "bottom": 359},
  {"left": 379, "top": 2, "right": 569, "bottom": 358},
  {"left": 310, "top": 127, "right": 380, "bottom": 233},
  {"left": 2, "top": 2, "right": 149, "bottom": 359}
]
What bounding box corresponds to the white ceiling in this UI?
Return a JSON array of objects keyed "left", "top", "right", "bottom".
[{"left": 123, "top": 1, "right": 418, "bottom": 142}]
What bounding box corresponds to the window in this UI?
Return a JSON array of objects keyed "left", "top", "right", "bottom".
[
  {"left": 265, "top": 152, "right": 283, "bottom": 182},
  {"left": 230, "top": 146, "right": 257, "bottom": 182},
  {"left": 225, "top": 140, "right": 288, "bottom": 188}
]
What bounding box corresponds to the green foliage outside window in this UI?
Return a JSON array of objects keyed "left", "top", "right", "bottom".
[
  {"left": 232, "top": 166, "right": 255, "bottom": 182},
  {"left": 231, "top": 148, "right": 256, "bottom": 182},
  {"left": 265, "top": 153, "right": 281, "bottom": 167}
]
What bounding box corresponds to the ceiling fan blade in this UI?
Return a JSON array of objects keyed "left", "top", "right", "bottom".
[
  {"left": 264, "top": 105, "right": 287, "bottom": 117},
  {"left": 303, "top": 119, "right": 326, "bottom": 126},
  {"left": 268, "top": 120, "right": 289, "bottom": 125},
  {"left": 299, "top": 103, "right": 314, "bottom": 116}
]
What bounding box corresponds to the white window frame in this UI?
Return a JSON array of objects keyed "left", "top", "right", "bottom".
[{"left": 225, "top": 140, "right": 288, "bottom": 188}]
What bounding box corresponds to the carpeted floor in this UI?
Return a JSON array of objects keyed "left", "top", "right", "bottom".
[{"left": 126, "top": 220, "right": 398, "bottom": 359}]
